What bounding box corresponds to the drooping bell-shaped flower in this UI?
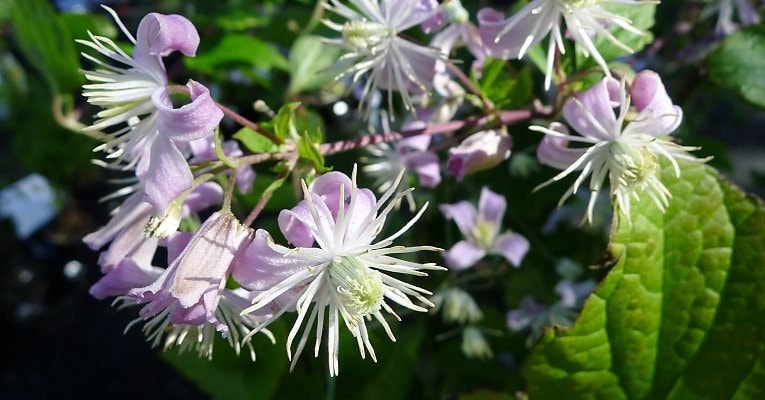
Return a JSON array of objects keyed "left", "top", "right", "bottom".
[
  {"left": 129, "top": 211, "right": 250, "bottom": 335},
  {"left": 533, "top": 70, "right": 708, "bottom": 223},
  {"left": 233, "top": 167, "right": 443, "bottom": 376},
  {"left": 323, "top": 0, "right": 446, "bottom": 113},
  {"left": 78, "top": 7, "right": 223, "bottom": 214},
  {"left": 478, "top": 1, "right": 656, "bottom": 89},
  {"left": 440, "top": 187, "right": 529, "bottom": 270}
]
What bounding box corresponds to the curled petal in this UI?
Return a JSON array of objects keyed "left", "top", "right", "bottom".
[
  {"left": 278, "top": 202, "right": 317, "bottom": 248},
  {"left": 154, "top": 80, "right": 223, "bottom": 143},
  {"left": 136, "top": 13, "right": 199, "bottom": 58},
  {"left": 629, "top": 70, "right": 683, "bottom": 136}
]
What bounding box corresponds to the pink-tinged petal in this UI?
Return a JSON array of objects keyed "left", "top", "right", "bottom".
[
  {"left": 536, "top": 124, "right": 588, "bottom": 171},
  {"left": 182, "top": 182, "right": 223, "bottom": 217},
  {"left": 154, "top": 81, "right": 223, "bottom": 143},
  {"left": 563, "top": 77, "right": 621, "bottom": 140},
  {"left": 376, "top": 37, "right": 438, "bottom": 93},
  {"left": 90, "top": 258, "right": 163, "bottom": 299},
  {"left": 189, "top": 135, "right": 215, "bottom": 160},
  {"left": 130, "top": 212, "right": 248, "bottom": 318},
  {"left": 236, "top": 166, "right": 256, "bottom": 194},
  {"left": 491, "top": 232, "right": 529, "bottom": 267},
  {"left": 478, "top": 187, "right": 506, "bottom": 230},
  {"left": 310, "top": 171, "right": 354, "bottom": 216},
  {"left": 82, "top": 192, "right": 151, "bottom": 250},
  {"left": 278, "top": 201, "right": 316, "bottom": 247},
  {"left": 136, "top": 13, "right": 199, "bottom": 58},
  {"left": 97, "top": 222, "right": 158, "bottom": 273},
  {"left": 444, "top": 240, "right": 486, "bottom": 270},
  {"left": 628, "top": 70, "right": 682, "bottom": 136},
  {"left": 432, "top": 24, "right": 461, "bottom": 55},
  {"left": 143, "top": 136, "right": 193, "bottom": 213},
  {"left": 478, "top": 4, "right": 554, "bottom": 60},
  {"left": 231, "top": 229, "right": 315, "bottom": 291},
  {"left": 440, "top": 201, "right": 477, "bottom": 238},
  {"left": 460, "top": 23, "right": 486, "bottom": 63}
]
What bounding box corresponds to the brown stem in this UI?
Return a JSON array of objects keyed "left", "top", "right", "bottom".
[
  {"left": 446, "top": 62, "right": 493, "bottom": 113},
  {"left": 243, "top": 187, "right": 275, "bottom": 226},
  {"left": 215, "top": 102, "right": 284, "bottom": 145}
]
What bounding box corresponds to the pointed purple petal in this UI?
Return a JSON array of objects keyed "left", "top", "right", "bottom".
[
  {"left": 563, "top": 77, "right": 620, "bottom": 140},
  {"left": 440, "top": 201, "right": 477, "bottom": 238},
  {"left": 143, "top": 136, "right": 193, "bottom": 213},
  {"left": 478, "top": 187, "right": 506, "bottom": 230}
]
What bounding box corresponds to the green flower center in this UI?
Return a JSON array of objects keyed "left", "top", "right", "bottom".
[
  {"left": 472, "top": 218, "right": 496, "bottom": 250},
  {"left": 328, "top": 256, "right": 385, "bottom": 318},
  {"left": 342, "top": 20, "right": 390, "bottom": 51}
]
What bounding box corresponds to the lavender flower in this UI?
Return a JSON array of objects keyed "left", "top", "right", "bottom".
[
  {"left": 440, "top": 187, "right": 529, "bottom": 269},
  {"left": 78, "top": 7, "right": 223, "bottom": 214},
  {"left": 234, "top": 167, "right": 443, "bottom": 376},
  {"left": 532, "top": 70, "right": 707, "bottom": 223},
  {"left": 323, "top": 0, "right": 446, "bottom": 113},
  {"left": 478, "top": 1, "right": 657, "bottom": 89}
]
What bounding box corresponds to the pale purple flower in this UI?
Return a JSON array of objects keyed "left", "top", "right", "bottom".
[
  {"left": 478, "top": 1, "right": 656, "bottom": 89},
  {"left": 440, "top": 187, "right": 529, "bottom": 269},
  {"left": 78, "top": 7, "right": 223, "bottom": 214},
  {"left": 234, "top": 167, "right": 443, "bottom": 376},
  {"left": 428, "top": 0, "right": 487, "bottom": 73},
  {"left": 323, "top": 0, "right": 446, "bottom": 112},
  {"left": 446, "top": 130, "right": 512, "bottom": 181},
  {"left": 363, "top": 129, "right": 441, "bottom": 210},
  {"left": 532, "top": 70, "right": 707, "bottom": 223}
]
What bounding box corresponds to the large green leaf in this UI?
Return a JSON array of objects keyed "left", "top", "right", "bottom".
[
  {"left": 709, "top": 25, "right": 765, "bottom": 108},
  {"left": 578, "top": 4, "right": 656, "bottom": 70},
  {"left": 10, "top": 0, "right": 82, "bottom": 93},
  {"left": 523, "top": 159, "right": 765, "bottom": 399},
  {"left": 186, "top": 34, "right": 288, "bottom": 74},
  {"left": 287, "top": 35, "right": 341, "bottom": 96}
]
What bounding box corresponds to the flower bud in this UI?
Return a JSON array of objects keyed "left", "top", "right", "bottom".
[{"left": 446, "top": 130, "right": 512, "bottom": 181}]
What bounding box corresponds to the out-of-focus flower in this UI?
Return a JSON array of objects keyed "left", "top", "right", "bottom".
[
  {"left": 533, "top": 70, "right": 708, "bottom": 223},
  {"left": 189, "top": 136, "right": 256, "bottom": 194},
  {"left": 432, "top": 287, "right": 483, "bottom": 324},
  {"left": 425, "top": 0, "right": 487, "bottom": 74},
  {"left": 446, "top": 129, "right": 512, "bottom": 181},
  {"left": 441, "top": 187, "right": 529, "bottom": 269},
  {"left": 234, "top": 168, "right": 443, "bottom": 376},
  {"left": 323, "top": 0, "right": 446, "bottom": 113},
  {"left": 507, "top": 279, "right": 595, "bottom": 346},
  {"left": 704, "top": 0, "right": 761, "bottom": 35},
  {"left": 478, "top": 1, "right": 656, "bottom": 89},
  {"left": 78, "top": 7, "right": 223, "bottom": 214},
  {"left": 461, "top": 326, "right": 494, "bottom": 359}
]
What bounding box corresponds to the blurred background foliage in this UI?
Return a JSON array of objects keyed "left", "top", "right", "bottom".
[{"left": 1, "top": 0, "right": 765, "bottom": 399}]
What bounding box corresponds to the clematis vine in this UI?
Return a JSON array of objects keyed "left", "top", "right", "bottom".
[
  {"left": 533, "top": 70, "right": 708, "bottom": 223},
  {"left": 440, "top": 187, "right": 529, "bottom": 270},
  {"left": 323, "top": 0, "right": 446, "bottom": 113},
  {"left": 78, "top": 7, "right": 223, "bottom": 214},
  {"left": 234, "top": 168, "right": 443, "bottom": 376},
  {"left": 478, "top": 0, "right": 657, "bottom": 89}
]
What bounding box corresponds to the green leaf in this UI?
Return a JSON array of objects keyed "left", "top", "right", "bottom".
[
  {"left": 186, "top": 34, "right": 288, "bottom": 75},
  {"left": 471, "top": 58, "right": 533, "bottom": 108},
  {"left": 296, "top": 130, "right": 329, "bottom": 174},
  {"left": 162, "top": 321, "right": 287, "bottom": 400},
  {"left": 523, "top": 159, "right": 765, "bottom": 399},
  {"left": 287, "top": 35, "right": 341, "bottom": 96},
  {"left": 709, "top": 25, "right": 765, "bottom": 107},
  {"left": 59, "top": 12, "right": 117, "bottom": 42},
  {"left": 274, "top": 102, "right": 301, "bottom": 140},
  {"left": 233, "top": 127, "right": 279, "bottom": 153},
  {"left": 11, "top": 0, "right": 82, "bottom": 93}
]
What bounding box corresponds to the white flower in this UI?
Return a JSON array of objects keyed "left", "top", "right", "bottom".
[
  {"left": 533, "top": 70, "right": 708, "bottom": 223},
  {"left": 323, "top": 0, "right": 446, "bottom": 113},
  {"left": 479, "top": 0, "right": 658, "bottom": 89},
  {"left": 234, "top": 167, "right": 443, "bottom": 376}
]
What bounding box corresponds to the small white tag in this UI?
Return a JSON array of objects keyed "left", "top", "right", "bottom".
[{"left": 0, "top": 174, "right": 59, "bottom": 239}]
